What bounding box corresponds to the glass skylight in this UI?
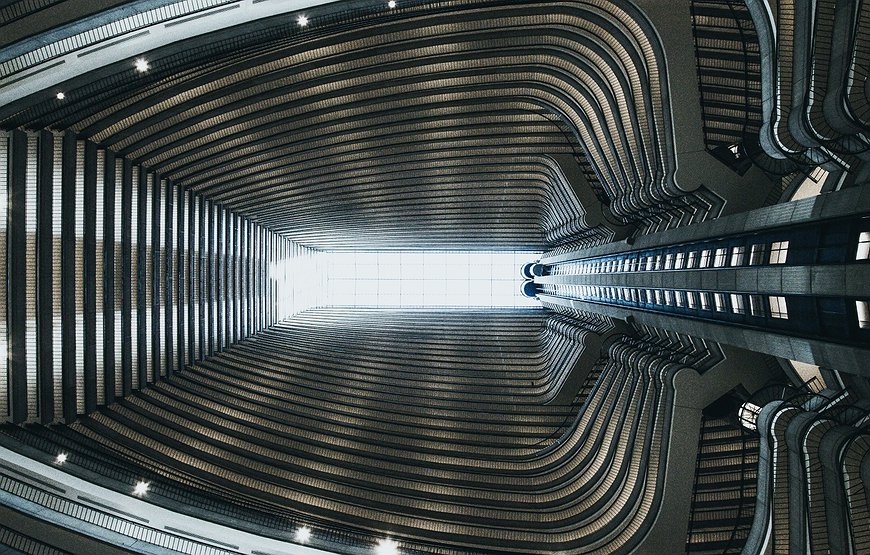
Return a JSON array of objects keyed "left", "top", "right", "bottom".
[{"left": 322, "top": 250, "right": 540, "bottom": 308}]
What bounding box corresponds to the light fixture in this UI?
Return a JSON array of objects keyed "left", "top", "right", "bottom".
[
  {"left": 55, "top": 453, "right": 67, "bottom": 464},
  {"left": 297, "top": 14, "right": 309, "bottom": 27},
  {"left": 375, "top": 538, "right": 399, "bottom": 555},
  {"left": 134, "top": 58, "right": 150, "bottom": 73},
  {"left": 55, "top": 92, "right": 65, "bottom": 100},
  {"left": 294, "top": 525, "right": 312, "bottom": 544},
  {"left": 388, "top": 0, "right": 397, "bottom": 7},
  {"left": 132, "top": 480, "right": 150, "bottom": 496}
]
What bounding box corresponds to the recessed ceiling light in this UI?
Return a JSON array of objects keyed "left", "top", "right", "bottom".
[
  {"left": 375, "top": 538, "right": 399, "bottom": 555},
  {"left": 297, "top": 14, "right": 309, "bottom": 27},
  {"left": 55, "top": 452, "right": 67, "bottom": 464},
  {"left": 388, "top": 0, "right": 397, "bottom": 8},
  {"left": 132, "top": 480, "right": 150, "bottom": 496},
  {"left": 294, "top": 526, "right": 312, "bottom": 543},
  {"left": 134, "top": 58, "right": 150, "bottom": 73},
  {"left": 55, "top": 92, "right": 65, "bottom": 100}
]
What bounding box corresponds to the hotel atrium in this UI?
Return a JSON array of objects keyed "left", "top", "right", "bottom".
[{"left": 0, "top": 0, "right": 869, "bottom": 553}]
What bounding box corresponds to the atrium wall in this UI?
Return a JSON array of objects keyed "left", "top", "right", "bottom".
[{"left": 0, "top": 129, "right": 316, "bottom": 424}]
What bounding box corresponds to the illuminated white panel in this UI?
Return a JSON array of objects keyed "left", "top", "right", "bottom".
[
  {"left": 51, "top": 135, "right": 63, "bottom": 419},
  {"left": 287, "top": 240, "right": 294, "bottom": 318},
  {"left": 74, "top": 141, "right": 85, "bottom": 415},
  {"left": 159, "top": 180, "right": 167, "bottom": 377},
  {"left": 231, "top": 213, "right": 238, "bottom": 343},
  {"left": 144, "top": 174, "right": 153, "bottom": 383},
  {"left": 216, "top": 207, "right": 225, "bottom": 349},
  {"left": 0, "top": 133, "right": 8, "bottom": 421},
  {"left": 181, "top": 190, "right": 189, "bottom": 365},
  {"left": 25, "top": 134, "right": 38, "bottom": 420},
  {"left": 227, "top": 209, "right": 233, "bottom": 345},
  {"left": 192, "top": 195, "right": 200, "bottom": 360},
  {"left": 254, "top": 225, "right": 260, "bottom": 330},
  {"left": 95, "top": 150, "right": 105, "bottom": 405},
  {"left": 211, "top": 203, "right": 218, "bottom": 353},
  {"left": 245, "top": 221, "right": 252, "bottom": 335},
  {"left": 857, "top": 231, "right": 870, "bottom": 261},
  {"left": 169, "top": 184, "right": 178, "bottom": 373},
  {"left": 113, "top": 159, "right": 123, "bottom": 397},
  {"left": 130, "top": 167, "right": 138, "bottom": 391},
  {"left": 266, "top": 239, "right": 326, "bottom": 321},
  {"left": 239, "top": 219, "right": 246, "bottom": 339},
  {"left": 858, "top": 301, "right": 870, "bottom": 330},
  {"left": 263, "top": 229, "right": 270, "bottom": 327},
  {"left": 271, "top": 238, "right": 280, "bottom": 321}
]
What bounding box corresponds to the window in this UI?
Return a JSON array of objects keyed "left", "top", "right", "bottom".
[
  {"left": 714, "top": 292, "right": 726, "bottom": 312},
  {"left": 857, "top": 300, "right": 870, "bottom": 329},
  {"left": 664, "top": 253, "right": 674, "bottom": 270},
  {"left": 675, "top": 291, "right": 685, "bottom": 307},
  {"left": 769, "top": 295, "right": 789, "bottom": 319},
  {"left": 738, "top": 401, "right": 762, "bottom": 431},
  {"left": 749, "top": 294, "right": 764, "bottom": 316},
  {"left": 714, "top": 248, "right": 728, "bottom": 267},
  {"left": 654, "top": 290, "right": 662, "bottom": 304},
  {"left": 645, "top": 290, "right": 654, "bottom": 304},
  {"left": 675, "top": 252, "right": 685, "bottom": 269},
  {"left": 655, "top": 255, "right": 663, "bottom": 271},
  {"left": 700, "top": 292, "right": 711, "bottom": 310},
  {"left": 730, "top": 246, "right": 745, "bottom": 266},
  {"left": 749, "top": 244, "right": 765, "bottom": 265},
  {"left": 857, "top": 232, "right": 870, "bottom": 261},
  {"left": 769, "top": 241, "right": 789, "bottom": 264},
  {"left": 645, "top": 256, "right": 654, "bottom": 271},
  {"left": 664, "top": 290, "right": 674, "bottom": 305},
  {"left": 699, "top": 249, "right": 712, "bottom": 268},
  {"left": 687, "top": 291, "right": 697, "bottom": 309},
  {"left": 731, "top": 294, "right": 746, "bottom": 314},
  {"left": 687, "top": 251, "right": 698, "bottom": 269}
]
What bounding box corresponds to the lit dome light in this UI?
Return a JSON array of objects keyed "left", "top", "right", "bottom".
[
  {"left": 296, "top": 14, "right": 309, "bottom": 27},
  {"left": 55, "top": 452, "right": 67, "bottom": 464},
  {"left": 134, "top": 58, "right": 150, "bottom": 73},
  {"left": 294, "top": 525, "right": 312, "bottom": 544},
  {"left": 375, "top": 538, "right": 399, "bottom": 555},
  {"left": 132, "top": 480, "right": 150, "bottom": 496},
  {"left": 55, "top": 92, "right": 65, "bottom": 100},
  {"left": 388, "top": 0, "right": 397, "bottom": 8}
]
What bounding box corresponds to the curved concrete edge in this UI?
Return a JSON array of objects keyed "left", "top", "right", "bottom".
[
  {"left": 633, "top": 0, "right": 776, "bottom": 214},
  {"left": 818, "top": 425, "right": 857, "bottom": 555},
  {"left": 0, "top": 445, "right": 337, "bottom": 555},
  {"left": 547, "top": 153, "right": 631, "bottom": 242},
  {"left": 630, "top": 346, "right": 779, "bottom": 554},
  {"left": 624, "top": 365, "right": 701, "bottom": 555},
  {"left": 546, "top": 320, "right": 630, "bottom": 405},
  {"left": 741, "top": 400, "right": 787, "bottom": 555},
  {"left": 0, "top": 0, "right": 334, "bottom": 106}
]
